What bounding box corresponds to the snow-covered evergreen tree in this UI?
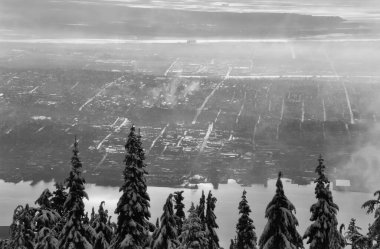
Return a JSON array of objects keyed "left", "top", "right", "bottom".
[
  {"left": 174, "top": 191, "right": 186, "bottom": 235},
  {"left": 236, "top": 190, "right": 257, "bottom": 249},
  {"left": 366, "top": 224, "right": 374, "bottom": 249},
  {"left": 51, "top": 182, "right": 68, "bottom": 217},
  {"left": 90, "top": 207, "right": 96, "bottom": 225},
  {"left": 362, "top": 189, "right": 380, "bottom": 248},
  {"left": 35, "top": 227, "right": 59, "bottom": 249},
  {"left": 205, "top": 191, "right": 219, "bottom": 249},
  {"left": 92, "top": 201, "right": 114, "bottom": 249},
  {"left": 84, "top": 212, "right": 90, "bottom": 225},
  {"left": 0, "top": 239, "right": 9, "bottom": 249},
  {"left": 229, "top": 239, "right": 235, "bottom": 249},
  {"left": 34, "top": 188, "right": 61, "bottom": 249},
  {"left": 197, "top": 191, "right": 206, "bottom": 224},
  {"left": 156, "top": 218, "right": 160, "bottom": 229},
  {"left": 34, "top": 189, "right": 61, "bottom": 230},
  {"left": 303, "top": 155, "right": 345, "bottom": 249},
  {"left": 151, "top": 194, "right": 180, "bottom": 249},
  {"left": 8, "top": 204, "right": 37, "bottom": 249},
  {"left": 58, "top": 137, "right": 94, "bottom": 249},
  {"left": 111, "top": 126, "right": 153, "bottom": 249},
  {"left": 345, "top": 218, "right": 370, "bottom": 249},
  {"left": 259, "top": 172, "right": 303, "bottom": 249},
  {"left": 179, "top": 203, "right": 208, "bottom": 249},
  {"left": 49, "top": 183, "right": 68, "bottom": 236},
  {"left": 35, "top": 188, "right": 53, "bottom": 209}
]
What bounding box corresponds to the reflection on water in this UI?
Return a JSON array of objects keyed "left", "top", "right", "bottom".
[{"left": 0, "top": 178, "right": 374, "bottom": 248}]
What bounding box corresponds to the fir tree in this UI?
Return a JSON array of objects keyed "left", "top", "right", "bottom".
[
  {"left": 303, "top": 155, "right": 345, "bottom": 249},
  {"left": 109, "top": 216, "right": 116, "bottom": 228},
  {"left": 35, "top": 227, "right": 59, "bottom": 249},
  {"left": 230, "top": 239, "right": 235, "bottom": 249},
  {"left": 259, "top": 172, "right": 303, "bottom": 249},
  {"left": 35, "top": 188, "right": 53, "bottom": 209},
  {"left": 205, "top": 191, "right": 219, "bottom": 249},
  {"left": 0, "top": 239, "right": 9, "bottom": 249},
  {"left": 51, "top": 182, "right": 68, "bottom": 217},
  {"left": 50, "top": 183, "right": 68, "bottom": 236},
  {"left": 156, "top": 218, "right": 160, "bottom": 229},
  {"left": 151, "top": 194, "right": 180, "bottom": 249},
  {"left": 92, "top": 202, "right": 114, "bottom": 249},
  {"left": 174, "top": 191, "right": 186, "bottom": 235},
  {"left": 362, "top": 189, "right": 380, "bottom": 247},
  {"left": 90, "top": 207, "right": 96, "bottom": 225},
  {"left": 111, "top": 126, "right": 153, "bottom": 249},
  {"left": 236, "top": 190, "right": 257, "bottom": 249},
  {"left": 84, "top": 212, "right": 90, "bottom": 224},
  {"left": 34, "top": 189, "right": 61, "bottom": 230},
  {"left": 345, "top": 218, "right": 369, "bottom": 249},
  {"left": 8, "top": 204, "right": 37, "bottom": 249},
  {"left": 58, "top": 137, "right": 94, "bottom": 249},
  {"left": 197, "top": 191, "right": 206, "bottom": 224},
  {"left": 34, "top": 189, "right": 61, "bottom": 249},
  {"left": 179, "top": 203, "right": 208, "bottom": 249},
  {"left": 366, "top": 224, "right": 374, "bottom": 249}
]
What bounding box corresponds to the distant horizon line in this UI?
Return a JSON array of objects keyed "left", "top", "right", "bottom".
[{"left": 1, "top": 37, "right": 380, "bottom": 44}]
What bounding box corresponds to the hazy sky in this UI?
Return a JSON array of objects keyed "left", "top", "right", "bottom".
[
  {"left": 1, "top": 0, "right": 379, "bottom": 39},
  {"left": 2, "top": 0, "right": 380, "bottom": 17}
]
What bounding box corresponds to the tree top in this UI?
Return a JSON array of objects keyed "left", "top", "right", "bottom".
[
  {"left": 73, "top": 135, "right": 79, "bottom": 155},
  {"left": 276, "top": 171, "right": 284, "bottom": 196}
]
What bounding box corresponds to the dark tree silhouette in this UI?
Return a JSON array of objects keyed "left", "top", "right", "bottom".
[
  {"left": 174, "top": 191, "right": 186, "bottom": 235},
  {"left": 156, "top": 218, "right": 160, "bottom": 229},
  {"left": 0, "top": 239, "right": 8, "bottom": 249},
  {"left": 230, "top": 239, "right": 235, "bottom": 249},
  {"left": 197, "top": 191, "right": 206, "bottom": 225},
  {"left": 90, "top": 207, "right": 96, "bottom": 225}
]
